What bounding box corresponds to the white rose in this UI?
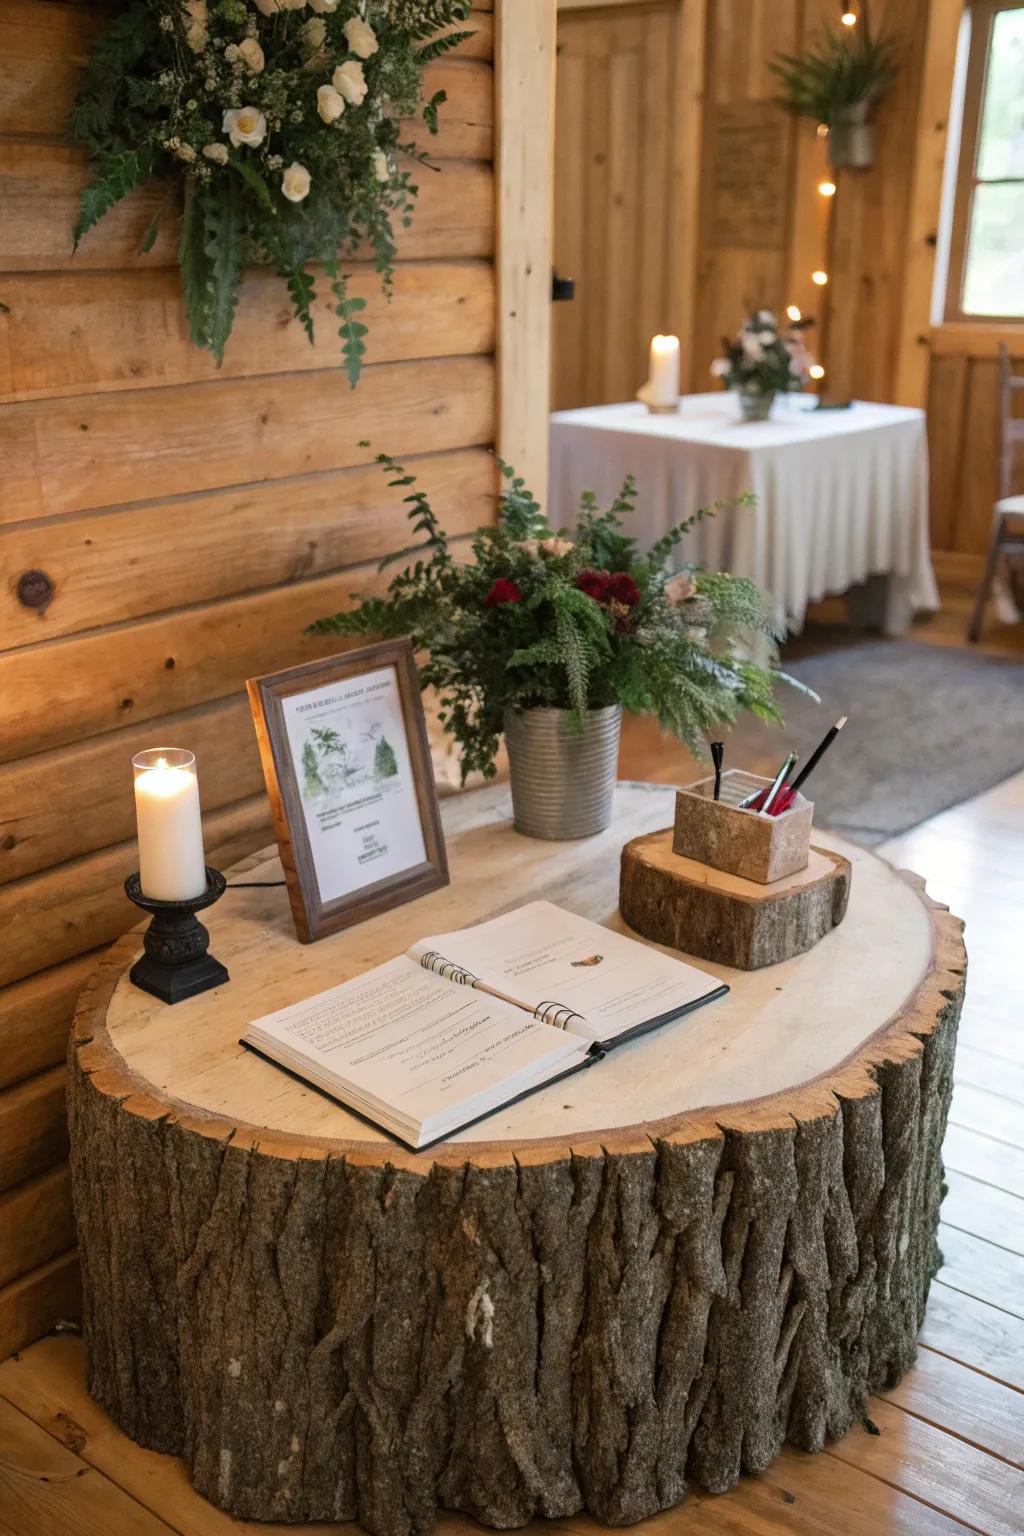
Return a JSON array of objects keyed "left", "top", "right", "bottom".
[
  {"left": 317, "top": 83, "right": 345, "bottom": 123},
  {"left": 664, "top": 571, "right": 697, "bottom": 605},
  {"left": 203, "top": 142, "right": 229, "bottom": 164},
  {"left": 223, "top": 105, "right": 267, "bottom": 147},
  {"left": 302, "top": 15, "right": 326, "bottom": 51},
  {"left": 539, "top": 537, "right": 574, "bottom": 558},
  {"left": 343, "top": 16, "right": 379, "bottom": 57},
  {"left": 182, "top": 0, "right": 208, "bottom": 52},
  {"left": 282, "top": 161, "right": 312, "bottom": 202},
  {"left": 710, "top": 358, "right": 730, "bottom": 378},
  {"left": 237, "top": 37, "right": 265, "bottom": 72},
  {"left": 372, "top": 147, "right": 390, "bottom": 182},
  {"left": 306, "top": 0, "right": 339, "bottom": 11},
  {"left": 333, "top": 59, "right": 368, "bottom": 105}
]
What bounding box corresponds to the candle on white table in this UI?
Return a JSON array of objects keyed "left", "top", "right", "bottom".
[
  {"left": 646, "top": 334, "right": 680, "bottom": 407},
  {"left": 133, "top": 748, "right": 208, "bottom": 901}
]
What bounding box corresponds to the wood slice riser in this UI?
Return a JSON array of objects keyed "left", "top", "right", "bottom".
[
  {"left": 620, "top": 831, "right": 852, "bottom": 969},
  {"left": 67, "top": 899, "right": 965, "bottom": 1536}
]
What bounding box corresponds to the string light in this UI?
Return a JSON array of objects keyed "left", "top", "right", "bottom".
[
  {"left": 786, "top": 304, "right": 802, "bottom": 321},
  {"left": 816, "top": 123, "right": 830, "bottom": 138},
  {"left": 841, "top": 10, "right": 857, "bottom": 24},
  {"left": 809, "top": 363, "right": 826, "bottom": 380},
  {"left": 818, "top": 180, "right": 837, "bottom": 197},
  {"left": 811, "top": 269, "right": 829, "bottom": 286}
]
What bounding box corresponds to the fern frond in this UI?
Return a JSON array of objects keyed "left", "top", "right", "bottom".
[{"left": 73, "top": 146, "right": 154, "bottom": 251}]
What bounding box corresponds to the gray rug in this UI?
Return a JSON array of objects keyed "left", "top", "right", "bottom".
[{"left": 732, "top": 633, "right": 1024, "bottom": 845}]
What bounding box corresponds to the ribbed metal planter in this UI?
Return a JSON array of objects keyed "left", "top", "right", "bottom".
[{"left": 504, "top": 705, "right": 621, "bottom": 840}]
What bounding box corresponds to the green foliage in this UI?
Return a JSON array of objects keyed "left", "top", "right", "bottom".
[
  {"left": 771, "top": 20, "right": 899, "bottom": 124},
  {"left": 73, "top": 146, "right": 154, "bottom": 250},
  {"left": 309, "top": 455, "right": 795, "bottom": 782},
  {"left": 68, "top": 0, "right": 473, "bottom": 380}
]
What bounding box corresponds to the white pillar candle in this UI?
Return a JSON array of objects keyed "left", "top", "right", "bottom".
[
  {"left": 133, "top": 749, "right": 208, "bottom": 901},
  {"left": 647, "top": 334, "right": 681, "bottom": 406}
]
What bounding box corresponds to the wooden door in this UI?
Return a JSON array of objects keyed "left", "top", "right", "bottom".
[{"left": 552, "top": 0, "right": 682, "bottom": 410}]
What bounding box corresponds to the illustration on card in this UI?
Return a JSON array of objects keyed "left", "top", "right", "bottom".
[{"left": 301, "top": 721, "right": 401, "bottom": 803}]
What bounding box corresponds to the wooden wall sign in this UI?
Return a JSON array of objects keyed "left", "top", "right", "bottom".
[
  {"left": 710, "top": 101, "right": 788, "bottom": 250},
  {"left": 247, "top": 641, "right": 448, "bottom": 943}
]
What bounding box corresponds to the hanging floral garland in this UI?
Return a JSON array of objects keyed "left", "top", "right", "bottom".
[{"left": 69, "top": 0, "right": 474, "bottom": 383}]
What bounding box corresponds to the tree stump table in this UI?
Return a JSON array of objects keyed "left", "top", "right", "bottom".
[{"left": 68, "top": 783, "right": 966, "bottom": 1536}]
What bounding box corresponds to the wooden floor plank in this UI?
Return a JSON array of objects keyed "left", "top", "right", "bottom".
[
  {"left": 0, "top": 1336, "right": 978, "bottom": 1536},
  {"left": 0, "top": 1394, "right": 176, "bottom": 1536},
  {"left": 938, "top": 1225, "right": 1024, "bottom": 1320},
  {"left": 955, "top": 1044, "right": 1024, "bottom": 1106},
  {"left": 880, "top": 1346, "right": 1024, "bottom": 1468},
  {"left": 823, "top": 1396, "right": 1024, "bottom": 1536},
  {"left": 942, "top": 1169, "right": 1024, "bottom": 1256},
  {"left": 948, "top": 1082, "right": 1024, "bottom": 1152},
  {"left": 921, "top": 1281, "right": 1024, "bottom": 1390},
  {"left": 942, "top": 1122, "right": 1024, "bottom": 1200}
]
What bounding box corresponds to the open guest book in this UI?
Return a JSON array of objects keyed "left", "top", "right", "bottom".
[{"left": 241, "top": 901, "right": 728, "bottom": 1149}]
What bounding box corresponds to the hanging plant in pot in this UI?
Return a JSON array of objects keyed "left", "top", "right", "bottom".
[
  {"left": 68, "top": 0, "right": 473, "bottom": 383},
  {"left": 770, "top": 15, "right": 899, "bottom": 171},
  {"left": 310, "top": 454, "right": 794, "bottom": 841},
  {"left": 712, "top": 309, "right": 816, "bottom": 422}
]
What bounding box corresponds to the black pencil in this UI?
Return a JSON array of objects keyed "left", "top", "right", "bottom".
[{"left": 789, "top": 715, "right": 848, "bottom": 794}]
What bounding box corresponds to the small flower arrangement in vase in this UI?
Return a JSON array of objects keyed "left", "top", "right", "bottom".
[
  {"left": 310, "top": 454, "right": 794, "bottom": 840},
  {"left": 712, "top": 310, "right": 815, "bottom": 421}
]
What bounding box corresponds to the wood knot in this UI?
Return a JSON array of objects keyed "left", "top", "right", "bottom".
[{"left": 16, "top": 569, "right": 55, "bottom": 610}]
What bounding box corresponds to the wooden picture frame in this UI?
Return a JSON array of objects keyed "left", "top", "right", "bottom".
[{"left": 247, "top": 641, "right": 448, "bottom": 943}]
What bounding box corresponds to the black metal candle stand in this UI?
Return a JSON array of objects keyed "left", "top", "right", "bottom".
[{"left": 124, "top": 867, "right": 229, "bottom": 1004}]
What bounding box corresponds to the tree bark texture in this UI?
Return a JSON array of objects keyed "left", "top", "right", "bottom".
[
  {"left": 68, "top": 883, "right": 964, "bottom": 1535},
  {"left": 620, "top": 832, "right": 852, "bottom": 969}
]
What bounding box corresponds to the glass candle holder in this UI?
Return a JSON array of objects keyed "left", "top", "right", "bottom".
[{"left": 132, "top": 748, "right": 208, "bottom": 901}]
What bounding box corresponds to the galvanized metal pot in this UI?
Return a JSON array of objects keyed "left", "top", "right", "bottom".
[{"left": 504, "top": 705, "right": 621, "bottom": 840}]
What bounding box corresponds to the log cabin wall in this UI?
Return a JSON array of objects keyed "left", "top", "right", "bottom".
[{"left": 0, "top": 0, "right": 555, "bottom": 1358}]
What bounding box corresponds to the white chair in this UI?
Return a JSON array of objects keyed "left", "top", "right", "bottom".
[{"left": 968, "top": 342, "right": 1024, "bottom": 641}]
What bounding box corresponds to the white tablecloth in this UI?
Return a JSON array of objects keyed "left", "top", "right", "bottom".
[{"left": 548, "top": 394, "right": 939, "bottom": 633}]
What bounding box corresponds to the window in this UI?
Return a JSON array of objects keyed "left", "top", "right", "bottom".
[{"left": 946, "top": 0, "right": 1024, "bottom": 321}]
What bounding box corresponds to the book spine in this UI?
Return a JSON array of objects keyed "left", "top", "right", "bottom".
[
  {"left": 418, "top": 951, "right": 480, "bottom": 987},
  {"left": 533, "top": 1000, "right": 586, "bottom": 1031}
]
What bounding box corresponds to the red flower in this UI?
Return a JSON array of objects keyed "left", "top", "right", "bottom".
[
  {"left": 485, "top": 577, "right": 523, "bottom": 607},
  {"left": 605, "top": 572, "right": 641, "bottom": 607},
  {"left": 576, "top": 568, "right": 611, "bottom": 602}
]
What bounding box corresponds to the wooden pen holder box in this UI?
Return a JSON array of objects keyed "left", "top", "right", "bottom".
[{"left": 673, "top": 769, "right": 813, "bottom": 884}]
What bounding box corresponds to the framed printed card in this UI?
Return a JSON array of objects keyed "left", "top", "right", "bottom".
[{"left": 247, "top": 640, "right": 449, "bottom": 943}]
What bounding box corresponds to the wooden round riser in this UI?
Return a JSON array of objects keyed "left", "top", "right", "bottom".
[
  {"left": 620, "top": 829, "right": 852, "bottom": 969},
  {"left": 67, "top": 784, "right": 965, "bottom": 1536}
]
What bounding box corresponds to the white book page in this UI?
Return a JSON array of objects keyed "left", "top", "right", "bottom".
[
  {"left": 409, "top": 902, "right": 724, "bottom": 1043},
  {"left": 243, "top": 956, "right": 587, "bottom": 1144}
]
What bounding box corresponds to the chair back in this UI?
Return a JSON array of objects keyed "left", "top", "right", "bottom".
[{"left": 997, "top": 341, "right": 1024, "bottom": 501}]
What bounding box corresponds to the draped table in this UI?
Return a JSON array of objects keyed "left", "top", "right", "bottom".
[
  {"left": 68, "top": 783, "right": 964, "bottom": 1535},
  {"left": 549, "top": 394, "right": 939, "bottom": 634}
]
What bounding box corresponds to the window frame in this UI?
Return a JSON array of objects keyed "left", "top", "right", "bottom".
[{"left": 945, "top": 0, "right": 1024, "bottom": 324}]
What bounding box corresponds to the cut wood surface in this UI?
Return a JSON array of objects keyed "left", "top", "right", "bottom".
[
  {"left": 620, "top": 830, "right": 850, "bottom": 969},
  {"left": 0, "top": 145, "right": 494, "bottom": 272},
  {"left": 0, "top": 448, "right": 495, "bottom": 653},
  {"left": 1, "top": 353, "right": 495, "bottom": 524},
  {"left": 0, "top": 261, "right": 495, "bottom": 404},
  {"left": 66, "top": 781, "right": 965, "bottom": 1533}
]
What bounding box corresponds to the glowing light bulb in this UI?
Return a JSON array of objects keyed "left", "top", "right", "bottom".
[
  {"left": 786, "top": 304, "right": 802, "bottom": 322},
  {"left": 841, "top": 10, "right": 857, "bottom": 25},
  {"left": 811, "top": 269, "right": 829, "bottom": 286},
  {"left": 809, "top": 363, "right": 826, "bottom": 380},
  {"left": 818, "top": 180, "right": 837, "bottom": 197},
  {"left": 817, "top": 123, "right": 830, "bottom": 139}
]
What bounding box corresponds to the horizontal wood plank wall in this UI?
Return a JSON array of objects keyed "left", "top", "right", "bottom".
[{"left": 0, "top": 1, "right": 498, "bottom": 1356}]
